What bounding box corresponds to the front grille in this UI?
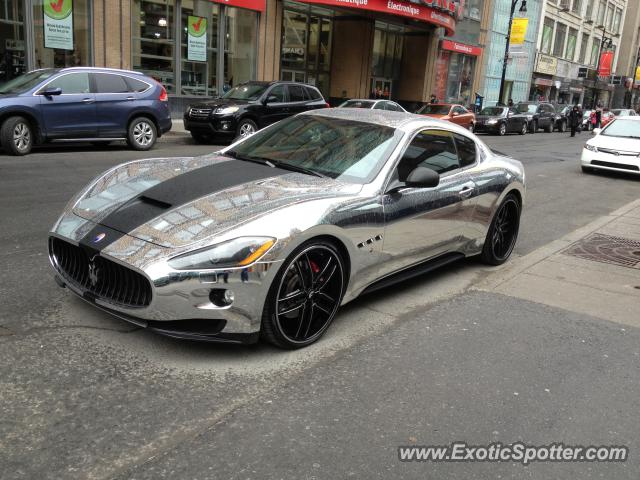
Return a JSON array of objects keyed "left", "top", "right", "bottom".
[
  {"left": 188, "top": 107, "right": 212, "bottom": 118},
  {"left": 50, "top": 237, "right": 152, "bottom": 308},
  {"left": 591, "top": 160, "right": 640, "bottom": 171}
]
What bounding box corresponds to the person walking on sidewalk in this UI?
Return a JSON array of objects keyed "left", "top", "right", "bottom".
[{"left": 569, "top": 105, "right": 581, "bottom": 137}]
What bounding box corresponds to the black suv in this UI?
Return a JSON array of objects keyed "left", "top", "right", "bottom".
[
  {"left": 515, "top": 102, "right": 556, "bottom": 133},
  {"left": 184, "top": 81, "right": 328, "bottom": 143}
]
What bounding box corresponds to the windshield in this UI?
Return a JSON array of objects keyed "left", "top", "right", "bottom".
[
  {"left": 0, "top": 69, "right": 56, "bottom": 94},
  {"left": 480, "top": 107, "right": 505, "bottom": 116},
  {"left": 417, "top": 105, "right": 451, "bottom": 115},
  {"left": 611, "top": 110, "right": 628, "bottom": 116},
  {"left": 227, "top": 115, "right": 402, "bottom": 184},
  {"left": 221, "top": 83, "right": 268, "bottom": 101},
  {"left": 516, "top": 104, "right": 537, "bottom": 114},
  {"left": 601, "top": 119, "right": 640, "bottom": 138},
  {"left": 339, "top": 100, "right": 375, "bottom": 109}
]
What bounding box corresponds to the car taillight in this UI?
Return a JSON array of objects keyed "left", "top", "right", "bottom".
[
  {"left": 325, "top": 102, "right": 330, "bottom": 108},
  {"left": 158, "top": 84, "right": 168, "bottom": 102}
]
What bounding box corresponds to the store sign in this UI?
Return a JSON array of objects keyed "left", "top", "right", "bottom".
[
  {"left": 598, "top": 51, "right": 613, "bottom": 77},
  {"left": 297, "top": 0, "right": 456, "bottom": 35},
  {"left": 510, "top": 17, "right": 528, "bottom": 45},
  {"left": 534, "top": 77, "right": 554, "bottom": 87},
  {"left": 635, "top": 66, "right": 640, "bottom": 85},
  {"left": 210, "top": 0, "right": 266, "bottom": 12},
  {"left": 44, "top": 0, "right": 73, "bottom": 51},
  {"left": 187, "top": 16, "right": 207, "bottom": 62},
  {"left": 410, "top": 0, "right": 462, "bottom": 18},
  {"left": 535, "top": 54, "right": 557, "bottom": 75},
  {"left": 441, "top": 39, "right": 482, "bottom": 56}
]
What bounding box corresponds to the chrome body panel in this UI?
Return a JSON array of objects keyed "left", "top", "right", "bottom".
[{"left": 50, "top": 109, "right": 525, "bottom": 338}]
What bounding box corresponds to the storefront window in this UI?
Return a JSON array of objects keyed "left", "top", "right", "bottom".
[
  {"left": 132, "top": 0, "right": 176, "bottom": 93},
  {"left": 180, "top": 0, "right": 218, "bottom": 96},
  {"left": 370, "top": 22, "right": 403, "bottom": 97},
  {"left": 445, "top": 53, "right": 475, "bottom": 105},
  {"left": 0, "top": 0, "right": 25, "bottom": 82},
  {"left": 224, "top": 7, "right": 257, "bottom": 90},
  {"left": 32, "top": 0, "right": 91, "bottom": 68}
]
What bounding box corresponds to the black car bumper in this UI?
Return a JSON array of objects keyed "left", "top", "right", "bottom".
[
  {"left": 183, "top": 115, "right": 238, "bottom": 139},
  {"left": 474, "top": 123, "right": 501, "bottom": 133}
]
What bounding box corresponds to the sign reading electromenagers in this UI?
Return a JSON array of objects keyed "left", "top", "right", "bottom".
[
  {"left": 44, "top": 0, "right": 73, "bottom": 50},
  {"left": 187, "top": 15, "right": 207, "bottom": 62}
]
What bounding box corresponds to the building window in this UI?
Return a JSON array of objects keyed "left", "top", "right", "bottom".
[
  {"left": 224, "top": 7, "right": 258, "bottom": 91},
  {"left": 553, "top": 23, "right": 566, "bottom": 58},
  {"left": 613, "top": 8, "right": 622, "bottom": 34},
  {"left": 541, "top": 17, "right": 554, "bottom": 54},
  {"left": 132, "top": 0, "right": 176, "bottom": 93},
  {"left": 566, "top": 28, "right": 578, "bottom": 61},
  {"left": 464, "top": 0, "right": 482, "bottom": 21},
  {"left": 579, "top": 33, "right": 588, "bottom": 64},
  {"left": 32, "top": 0, "right": 92, "bottom": 68},
  {"left": 585, "top": 0, "right": 595, "bottom": 20},
  {"left": 596, "top": 0, "right": 605, "bottom": 26},
  {"left": 590, "top": 38, "right": 600, "bottom": 66},
  {"left": 605, "top": 3, "right": 613, "bottom": 30},
  {"left": 571, "top": 0, "right": 582, "bottom": 15},
  {"left": 0, "top": 0, "right": 25, "bottom": 81},
  {"left": 180, "top": 0, "right": 219, "bottom": 96}
]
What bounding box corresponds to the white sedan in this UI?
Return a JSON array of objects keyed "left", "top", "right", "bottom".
[
  {"left": 581, "top": 117, "right": 640, "bottom": 175},
  {"left": 338, "top": 98, "right": 406, "bottom": 112}
]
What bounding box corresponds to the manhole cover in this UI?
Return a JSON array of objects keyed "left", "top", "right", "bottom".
[{"left": 563, "top": 234, "right": 640, "bottom": 269}]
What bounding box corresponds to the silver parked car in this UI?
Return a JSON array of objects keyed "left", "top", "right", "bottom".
[{"left": 48, "top": 109, "right": 525, "bottom": 349}]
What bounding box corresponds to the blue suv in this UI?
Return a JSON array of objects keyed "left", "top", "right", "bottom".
[{"left": 0, "top": 67, "right": 172, "bottom": 155}]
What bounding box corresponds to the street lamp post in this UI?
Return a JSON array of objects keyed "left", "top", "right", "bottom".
[
  {"left": 593, "top": 27, "right": 613, "bottom": 109},
  {"left": 497, "top": 0, "right": 527, "bottom": 105}
]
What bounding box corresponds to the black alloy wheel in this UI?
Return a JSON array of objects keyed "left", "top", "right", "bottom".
[
  {"left": 262, "top": 242, "right": 345, "bottom": 348},
  {"left": 481, "top": 194, "right": 521, "bottom": 266},
  {"left": 519, "top": 121, "right": 527, "bottom": 135},
  {"left": 559, "top": 120, "right": 567, "bottom": 133},
  {"left": 498, "top": 123, "right": 507, "bottom": 136},
  {"left": 529, "top": 120, "right": 537, "bottom": 133}
]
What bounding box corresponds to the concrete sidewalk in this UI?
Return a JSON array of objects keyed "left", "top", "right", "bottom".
[{"left": 476, "top": 198, "right": 640, "bottom": 327}]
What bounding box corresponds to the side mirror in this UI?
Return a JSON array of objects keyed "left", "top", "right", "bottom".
[
  {"left": 264, "top": 95, "right": 278, "bottom": 104},
  {"left": 592, "top": 128, "right": 602, "bottom": 135},
  {"left": 40, "top": 87, "right": 62, "bottom": 97},
  {"left": 405, "top": 167, "right": 440, "bottom": 188}
]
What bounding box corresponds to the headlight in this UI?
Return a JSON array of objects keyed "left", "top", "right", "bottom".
[
  {"left": 215, "top": 106, "right": 240, "bottom": 115},
  {"left": 168, "top": 237, "right": 276, "bottom": 270},
  {"left": 584, "top": 144, "right": 598, "bottom": 152},
  {"left": 487, "top": 119, "right": 498, "bottom": 124},
  {"left": 526, "top": 115, "right": 533, "bottom": 120}
]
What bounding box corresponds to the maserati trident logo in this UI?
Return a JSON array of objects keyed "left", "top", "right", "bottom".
[
  {"left": 88, "top": 259, "right": 100, "bottom": 287},
  {"left": 93, "top": 232, "right": 106, "bottom": 243}
]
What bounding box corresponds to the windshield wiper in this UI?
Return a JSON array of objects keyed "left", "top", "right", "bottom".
[
  {"left": 268, "top": 160, "right": 328, "bottom": 178},
  {"left": 225, "top": 151, "right": 276, "bottom": 168}
]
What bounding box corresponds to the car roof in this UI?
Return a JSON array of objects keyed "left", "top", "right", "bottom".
[
  {"left": 57, "top": 66, "right": 146, "bottom": 76},
  {"left": 609, "top": 115, "right": 640, "bottom": 120}
]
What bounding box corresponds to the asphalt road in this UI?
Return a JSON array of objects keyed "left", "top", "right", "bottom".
[{"left": 0, "top": 130, "right": 639, "bottom": 479}]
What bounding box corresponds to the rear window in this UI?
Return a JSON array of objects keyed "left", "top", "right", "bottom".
[
  {"left": 125, "top": 77, "right": 151, "bottom": 92},
  {"left": 94, "top": 73, "right": 129, "bottom": 93},
  {"left": 288, "top": 84, "right": 307, "bottom": 102}
]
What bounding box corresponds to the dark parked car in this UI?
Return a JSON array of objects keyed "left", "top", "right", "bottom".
[
  {"left": 0, "top": 67, "right": 171, "bottom": 155},
  {"left": 516, "top": 102, "right": 556, "bottom": 133},
  {"left": 184, "top": 81, "right": 329, "bottom": 143},
  {"left": 474, "top": 106, "right": 528, "bottom": 136},
  {"left": 551, "top": 104, "right": 570, "bottom": 132}
]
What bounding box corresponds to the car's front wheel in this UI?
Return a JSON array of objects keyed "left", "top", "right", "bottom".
[
  {"left": 498, "top": 123, "right": 507, "bottom": 136},
  {"left": 519, "top": 122, "right": 527, "bottom": 135},
  {"left": 529, "top": 120, "right": 537, "bottom": 133},
  {"left": 1, "top": 116, "right": 33, "bottom": 155},
  {"left": 262, "top": 240, "right": 345, "bottom": 349},
  {"left": 127, "top": 117, "right": 157, "bottom": 151},
  {"left": 558, "top": 120, "right": 567, "bottom": 133},
  {"left": 544, "top": 121, "right": 553, "bottom": 133},
  {"left": 235, "top": 118, "right": 258, "bottom": 140},
  {"left": 480, "top": 193, "right": 521, "bottom": 266}
]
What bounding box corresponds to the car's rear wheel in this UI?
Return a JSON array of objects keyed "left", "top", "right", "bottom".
[
  {"left": 127, "top": 117, "right": 157, "bottom": 150},
  {"left": 1, "top": 116, "right": 33, "bottom": 155},
  {"left": 262, "top": 240, "right": 345, "bottom": 349},
  {"left": 519, "top": 122, "right": 527, "bottom": 135},
  {"left": 498, "top": 123, "right": 507, "bottom": 136},
  {"left": 529, "top": 120, "right": 537, "bottom": 133},
  {"left": 235, "top": 118, "right": 258, "bottom": 140},
  {"left": 190, "top": 132, "right": 213, "bottom": 144},
  {"left": 544, "top": 122, "right": 553, "bottom": 133},
  {"left": 559, "top": 120, "right": 567, "bottom": 133},
  {"left": 481, "top": 193, "right": 521, "bottom": 266}
]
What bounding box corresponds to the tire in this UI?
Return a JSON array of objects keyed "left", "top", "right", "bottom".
[
  {"left": 480, "top": 193, "right": 521, "bottom": 266},
  {"left": 468, "top": 123, "right": 474, "bottom": 132},
  {"left": 544, "top": 121, "right": 553, "bottom": 133},
  {"left": 127, "top": 117, "right": 157, "bottom": 151},
  {"left": 190, "top": 132, "right": 213, "bottom": 144},
  {"left": 261, "top": 240, "right": 346, "bottom": 349},
  {"left": 519, "top": 122, "right": 527, "bottom": 135},
  {"left": 529, "top": 120, "right": 538, "bottom": 133},
  {"left": 235, "top": 118, "right": 258, "bottom": 140},
  {"left": 1, "top": 116, "right": 33, "bottom": 155},
  {"left": 559, "top": 120, "right": 567, "bottom": 133},
  {"left": 498, "top": 123, "right": 507, "bottom": 136}
]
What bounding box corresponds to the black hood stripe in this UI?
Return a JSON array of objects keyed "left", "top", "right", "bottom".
[{"left": 79, "top": 160, "right": 287, "bottom": 253}]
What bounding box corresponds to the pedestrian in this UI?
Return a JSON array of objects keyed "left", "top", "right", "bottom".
[
  {"left": 568, "top": 105, "right": 581, "bottom": 137},
  {"left": 508, "top": 98, "right": 514, "bottom": 107},
  {"left": 595, "top": 108, "right": 602, "bottom": 128},
  {"left": 430, "top": 93, "right": 438, "bottom": 104},
  {"left": 590, "top": 110, "right": 597, "bottom": 130},
  {"left": 576, "top": 104, "right": 583, "bottom": 133}
]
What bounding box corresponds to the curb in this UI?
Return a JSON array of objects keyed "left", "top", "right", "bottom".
[{"left": 473, "top": 198, "right": 640, "bottom": 292}]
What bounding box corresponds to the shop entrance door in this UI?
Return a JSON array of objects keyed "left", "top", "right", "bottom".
[{"left": 370, "top": 78, "right": 392, "bottom": 100}]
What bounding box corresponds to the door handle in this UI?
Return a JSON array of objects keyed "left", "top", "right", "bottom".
[
  {"left": 126, "top": 96, "right": 135, "bottom": 101},
  {"left": 458, "top": 186, "right": 475, "bottom": 198},
  {"left": 82, "top": 98, "right": 95, "bottom": 104}
]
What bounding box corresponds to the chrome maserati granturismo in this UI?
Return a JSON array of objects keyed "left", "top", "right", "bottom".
[{"left": 49, "top": 109, "right": 525, "bottom": 349}]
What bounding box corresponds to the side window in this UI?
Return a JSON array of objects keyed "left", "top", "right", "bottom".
[
  {"left": 397, "top": 130, "right": 459, "bottom": 181},
  {"left": 387, "top": 102, "right": 404, "bottom": 112},
  {"left": 306, "top": 87, "right": 322, "bottom": 100},
  {"left": 94, "top": 74, "right": 130, "bottom": 93},
  {"left": 44, "top": 73, "right": 90, "bottom": 94},
  {"left": 454, "top": 134, "right": 477, "bottom": 168},
  {"left": 453, "top": 106, "right": 465, "bottom": 114},
  {"left": 268, "top": 84, "right": 286, "bottom": 102},
  {"left": 373, "top": 102, "right": 386, "bottom": 110},
  {"left": 124, "top": 77, "right": 150, "bottom": 93},
  {"left": 288, "top": 84, "right": 307, "bottom": 102}
]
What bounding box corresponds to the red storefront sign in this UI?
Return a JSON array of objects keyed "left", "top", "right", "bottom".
[
  {"left": 296, "top": 0, "right": 457, "bottom": 35},
  {"left": 441, "top": 39, "right": 482, "bottom": 56},
  {"left": 210, "top": 0, "right": 266, "bottom": 12},
  {"left": 598, "top": 50, "right": 613, "bottom": 77}
]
